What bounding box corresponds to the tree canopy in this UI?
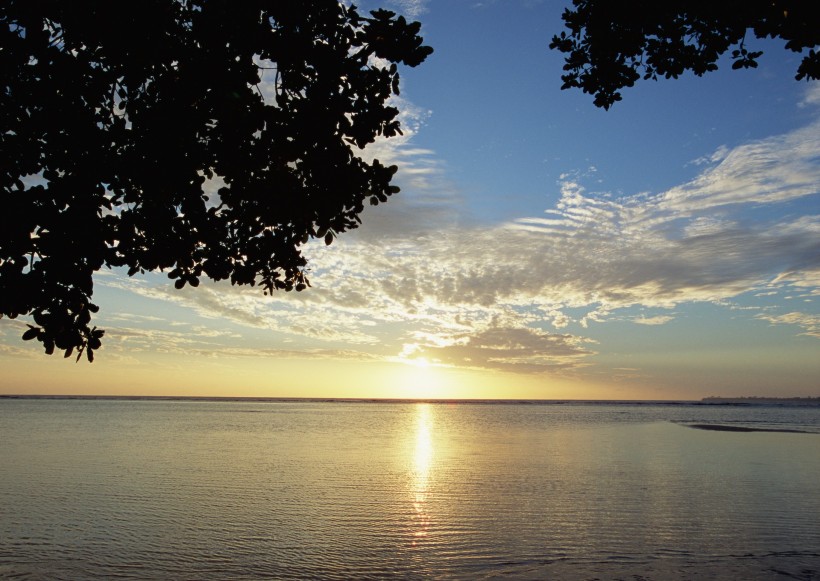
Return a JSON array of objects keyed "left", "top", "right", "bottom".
[
  {"left": 0, "top": 1, "right": 432, "bottom": 361},
  {"left": 550, "top": 0, "right": 819, "bottom": 109}
]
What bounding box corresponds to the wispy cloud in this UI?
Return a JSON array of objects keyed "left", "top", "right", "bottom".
[
  {"left": 97, "top": 93, "right": 820, "bottom": 375},
  {"left": 634, "top": 315, "right": 675, "bottom": 326},
  {"left": 386, "top": 0, "right": 429, "bottom": 18},
  {"left": 799, "top": 83, "right": 820, "bottom": 109},
  {"left": 189, "top": 347, "right": 383, "bottom": 361},
  {"left": 756, "top": 311, "right": 820, "bottom": 338},
  {"left": 402, "top": 327, "right": 595, "bottom": 373}
]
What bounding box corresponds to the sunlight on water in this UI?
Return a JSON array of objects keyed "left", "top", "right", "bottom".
[
  {"left": 1, "top": 399, "right": 818, "bottom": 580},
  {"left": 411, "top": 404, "right": 434, "bottom": 543}
]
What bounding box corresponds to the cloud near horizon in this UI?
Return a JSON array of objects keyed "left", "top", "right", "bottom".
[{"left": 94, "top": 89, "right": 820, "bottom": 376}]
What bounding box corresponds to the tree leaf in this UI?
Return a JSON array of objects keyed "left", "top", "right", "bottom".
[{"left": 22, "top": 327, "right": 39, "bottom": 341}]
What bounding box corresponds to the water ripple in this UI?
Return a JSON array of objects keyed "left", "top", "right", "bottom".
[{"left": 1, "top": 400, "right": 818, "bottom": 579}]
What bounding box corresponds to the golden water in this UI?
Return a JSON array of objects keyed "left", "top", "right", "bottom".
[{"left": 1, "top": 399, "right": 818, "bottom": 579}]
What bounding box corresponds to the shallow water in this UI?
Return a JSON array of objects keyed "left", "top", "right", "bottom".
[{"left": 1, "top": 399, "right": 818, "bottom": 580}]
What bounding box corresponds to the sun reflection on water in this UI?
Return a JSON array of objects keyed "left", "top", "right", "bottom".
[{"left": 411, "top": 403, "right": 434, "bottom": 544}]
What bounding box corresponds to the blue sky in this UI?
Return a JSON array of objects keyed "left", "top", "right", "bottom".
[{"left": 1, "top": 0, "right": 818, "bottom": 399}]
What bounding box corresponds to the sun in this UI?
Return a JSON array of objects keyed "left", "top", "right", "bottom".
[
  {"left": 392, "top": 358, "right": 451, "bottom": 399},
  {"left": 410, "top": 357, "right": 430, "bottom": 368}
]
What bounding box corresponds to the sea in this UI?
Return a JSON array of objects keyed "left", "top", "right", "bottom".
[{"left": 1, "top": 397, "right": 818, "bottom": 580}]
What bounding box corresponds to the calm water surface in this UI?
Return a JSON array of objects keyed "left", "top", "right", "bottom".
[{"left": 1, "top": 399, "right": 819, "bottom": 580}]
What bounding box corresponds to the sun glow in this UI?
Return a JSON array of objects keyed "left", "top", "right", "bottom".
[
  {"left": 410, "top": 357, "right": 430, "bottom": 368},
  {"left": 392, "top": 359, "right": 451, "bottom": 399}
]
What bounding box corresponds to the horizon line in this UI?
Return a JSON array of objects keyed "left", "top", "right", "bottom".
[{"left": 2, "top": 394, "right": 817, "bottom": 404}]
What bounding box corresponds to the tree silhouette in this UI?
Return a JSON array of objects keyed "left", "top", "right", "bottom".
[
  {"left": 550, "top": 1, "right": 819, "bottom": 109},
  {"left": 1, "top": 1, "right": 432, "bottom": 361}
]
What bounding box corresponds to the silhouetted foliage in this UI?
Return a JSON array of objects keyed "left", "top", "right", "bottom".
[
  {"left": 550, "top": 1, "right": 819, "bottom": 109},
  {"left": 0, "top": 1, "right": 432, "bottom": 361}
]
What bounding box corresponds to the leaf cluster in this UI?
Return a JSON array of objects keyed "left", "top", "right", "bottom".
[
  {"left": 550, "top": 0, "right": 819, "bottom": 109},
  {"left": 0, "top": 0, "right": 432, "bottom": 360}
]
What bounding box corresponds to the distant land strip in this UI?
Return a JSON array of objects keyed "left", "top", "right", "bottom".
[
  {"left": 685, "top": 423, "right": 814, "bottom": 434},
  {"left": 701, "top": 397, "right": 820, "bottom": 406}
]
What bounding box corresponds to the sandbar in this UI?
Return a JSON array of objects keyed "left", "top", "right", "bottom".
[{"left": 685, "top": 423, "right": 812, "bottom": 434}]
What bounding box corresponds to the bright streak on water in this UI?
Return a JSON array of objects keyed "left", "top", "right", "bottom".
[
  {"left": 412, "top": 404, "right": 433, "bottom": 543},
  {"left": 0, "top": 398, "right": 818, "bottom": 580}
]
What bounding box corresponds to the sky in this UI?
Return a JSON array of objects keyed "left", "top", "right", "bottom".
[{"left": 1, "top": 0, "right": 818, "bottom": 400}]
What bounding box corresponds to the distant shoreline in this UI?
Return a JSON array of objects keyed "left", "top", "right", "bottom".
[
  {"left": 701, "top": 396, "right": 820, "bottom": 406},
  {"left": 1, "top": 394, "right": 818, "bottom": 406},
  {"left": 0, "top": 394, "right": 697, "bottom": 405}
]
